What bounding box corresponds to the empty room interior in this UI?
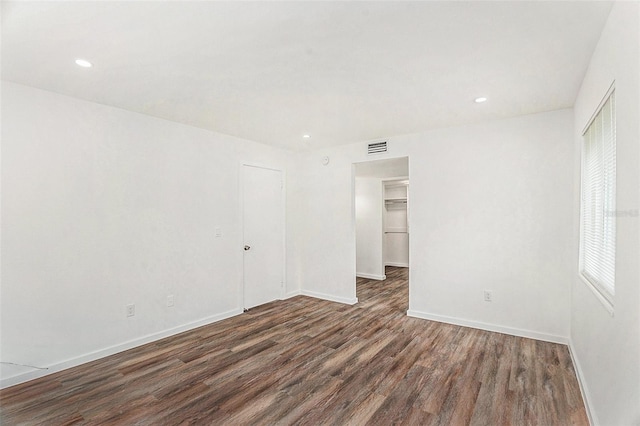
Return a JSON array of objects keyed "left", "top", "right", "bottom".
[{"left": 1, "top": 1, "right": 639, "bottom": 425}]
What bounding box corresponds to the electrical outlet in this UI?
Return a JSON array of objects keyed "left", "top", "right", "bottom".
[
  {"left": 167, "top": 294, "right": 174, "bottom": 307},
  {"left": 483, "top": 290, "right": 492, "bottom": 302},
  {"left": 126, "top": 304, "right": 135, "bottom": 317}
]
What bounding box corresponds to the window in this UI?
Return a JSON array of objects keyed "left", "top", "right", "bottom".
[{"left": 580, "top": 87, "right": 616, "bottom": 310}]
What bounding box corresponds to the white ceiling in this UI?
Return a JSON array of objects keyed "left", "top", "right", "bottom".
[{"left": 1, "top": 1, "right": 612, "bottom": 151}]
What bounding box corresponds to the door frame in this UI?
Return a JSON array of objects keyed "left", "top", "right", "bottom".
[{"left": 239, "top": 162, "right": 287, "bottom": 311}]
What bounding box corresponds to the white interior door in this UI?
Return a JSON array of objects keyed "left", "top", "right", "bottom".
[{"left": 242, "top": 164, "right": 284, "bottom": 309}]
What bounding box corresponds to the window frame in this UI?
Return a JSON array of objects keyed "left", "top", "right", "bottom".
[{"left": 579, "top": 82, "right": 616, "bottom": 314}]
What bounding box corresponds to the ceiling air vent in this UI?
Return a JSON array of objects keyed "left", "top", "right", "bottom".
[{"left": 367, "top": 141, "right": 387, "bottom": 155}]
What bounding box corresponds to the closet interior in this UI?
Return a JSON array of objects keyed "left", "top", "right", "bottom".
[{"left": 384, "top": 180, "right": 409, "bottom": 268}]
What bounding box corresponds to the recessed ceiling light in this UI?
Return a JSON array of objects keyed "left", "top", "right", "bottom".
[
  {"left": 303, "top": 134, "right": 310, "bottom": 139},
  {"left": 474, "top": 97, "right": 488, "bottom": 103},
  {"left": 75, "top": 59, "right": 92, "bottom": 68}
]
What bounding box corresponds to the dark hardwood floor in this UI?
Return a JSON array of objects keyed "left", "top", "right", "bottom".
[{"left": 0, "top": 266, "right": 588, "bottom": 425}]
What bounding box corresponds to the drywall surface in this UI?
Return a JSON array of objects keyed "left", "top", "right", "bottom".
[
  {"left": 293, "top": 148, "right": 360, "bottom": 304},
  {"left": 570, "top": 2, "right": 640, "bottom": 424},
  {"left": 298, "top": 108, "right": 574, "bottom": 340},
  {"left": 0, "top": 82, "right": 294, "bottom": 386},
  {"left": 355, "top": 177, "right": 384, "bottom": 279},
  {"left": 407, "top": 109, "right": 574, "bottom": 341}
]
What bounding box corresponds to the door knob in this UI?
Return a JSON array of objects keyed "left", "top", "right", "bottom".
[{"left": 244, "top": 245, "right": 251, "bottom": 251}]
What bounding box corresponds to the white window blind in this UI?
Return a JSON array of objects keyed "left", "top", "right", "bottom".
[{"left": 580, "top": 89, "right": 616, "bottom": 305}]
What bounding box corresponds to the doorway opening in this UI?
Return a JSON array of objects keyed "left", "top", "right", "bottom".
[{"left": 354, "top": 157, "right": 410, "bottom": 313}]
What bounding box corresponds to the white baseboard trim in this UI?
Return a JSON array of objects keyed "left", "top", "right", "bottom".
[
  {"left": 406, "top": 310, "right": 568, "bottom": 345},
  {"left": 285, "top": 289, "right": 302, "bottom": 298},
  {"left": 356, "top": 273, "right": 386, "bottom": 281},
  {"left": 385, "top": 262, "right": 409, "bottom": 268},
  {"left": 301, "top": 290, "right": 358, "bottom": 305},
  {"left": 0, "top": 308, "right": 243, "bottom": 390},
  {"left": 568, "top": 339, "right": 596, "bottom": 426}
]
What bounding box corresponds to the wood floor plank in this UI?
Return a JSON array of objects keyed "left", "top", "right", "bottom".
[
  {"left": 0, "top": 266, "right": 589, "bottom": 425},
  {"left": 469, "top": 333, "right": 514, "bottom": 426},
  {"left": 370, "top": 364, "right": 433, "bottom": 424}
]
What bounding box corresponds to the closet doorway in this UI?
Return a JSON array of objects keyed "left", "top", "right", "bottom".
[
  {"left": 382, "top": 179, "right": 409, "bottom": 269},
  {"left": 354, "top": 157, "right": 410, "bottom": 309}
]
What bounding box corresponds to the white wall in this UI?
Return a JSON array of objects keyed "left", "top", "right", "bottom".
[
  {"left": 355, "top": 177, "right": 384, "bottom": 280},
  {"left": 570, "top": 3, "right": 640, "bottom": 425},
  {"left": 0, "top": 82, "right": 298, "bottom": 387},
  {"left": 293, "top": 150, "right": 359, "bottom": 304},
  {"left": 408, "top": 110, "right": 574, "bottom": 341},
  {"left": 297, "top": 109, "right": 574, "bottom": 342}
]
